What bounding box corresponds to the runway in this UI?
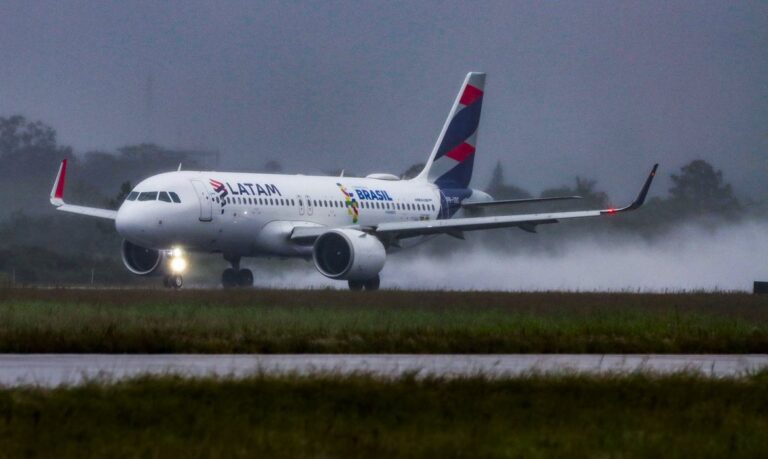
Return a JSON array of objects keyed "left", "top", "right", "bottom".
[{"left": 1, "top": 354, "right": 767, "bottom": 387}]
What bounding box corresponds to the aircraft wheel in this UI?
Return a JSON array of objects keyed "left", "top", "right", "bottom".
[
  {"left": 163, "top": 276, "right": 171, "bottom": 288},
  {"left": 222, "top": 268, "right": 238, "bottom": 288},
  {"left": 237, "top": 269, "right": 254, "bottom": 287},
  {"left": 169, "top": 275, "right": 183, "bottom": 289},
  {"left": 348, "top": 280, "right": 364, "bottom": 291},
  {"left": 363, "top": 276, "right": 380, "bottom": 291}
]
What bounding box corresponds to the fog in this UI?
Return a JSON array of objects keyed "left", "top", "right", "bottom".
[
  {"left": 1, "top": 1, "right": 767, "bottom": 198},
  {"left": 243, "top": 221, "right": 768, "bottom": 292}
]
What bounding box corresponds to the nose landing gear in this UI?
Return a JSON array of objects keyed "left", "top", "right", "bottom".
[
  {"left": 163, "top": 247, "right": 187, "bottom": 289},
  {"left": 163, "top": 274, "right": 184, "bottom": 289}
]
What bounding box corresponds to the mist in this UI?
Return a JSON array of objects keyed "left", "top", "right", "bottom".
[
  {"left": 241, "top": 221, "right": 768, "bottom": 292},
  {"left": 1, "top": 1, "right": 767, "bottom": 198}
]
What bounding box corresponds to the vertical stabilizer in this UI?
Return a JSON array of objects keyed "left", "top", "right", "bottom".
[{"left": 414, "top": 72, "right": 485, "bottom": 189}]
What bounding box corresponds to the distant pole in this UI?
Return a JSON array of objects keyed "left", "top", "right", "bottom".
[{"left": 91, "top": 268, "right": 95, "bottom": 286}]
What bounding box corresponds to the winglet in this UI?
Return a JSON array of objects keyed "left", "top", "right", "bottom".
[
  {"left": 603, "top": 164, "right": 658, "bottom": 214},
  {"left": 50, "top": 159, "right": 67, "bottom": 206}
]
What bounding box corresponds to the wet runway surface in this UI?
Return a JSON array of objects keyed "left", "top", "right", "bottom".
[{"left": 1, "top": 354, "right": 767, "bottom": 387}]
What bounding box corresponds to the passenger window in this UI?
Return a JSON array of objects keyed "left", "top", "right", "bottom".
[
  {"left": 158, "top": 192, "right": 172, "bottom": 203},
  {"left": 127, "top": 192, "right": 139, "bottom": 201},
  {"left": 138, "top": 192, "right": 158, "bottom": 201}
]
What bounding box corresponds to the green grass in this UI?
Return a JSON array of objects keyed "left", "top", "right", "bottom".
[
  {"left": 0, "top": 288, "right": 767, "bottom": 353},
  {"left": 1, "top": 372, "right": 767, "bottom": 458}
]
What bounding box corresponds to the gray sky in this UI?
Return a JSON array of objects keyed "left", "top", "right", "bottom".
[{"left": 1, "top": 0, "right": 766, "bottom": 201}]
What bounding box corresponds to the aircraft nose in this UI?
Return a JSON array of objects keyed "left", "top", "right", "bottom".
[
  {"left": 115, "top": 204, "right": 156, "bottom": 245},
  {"left": 115, "top": 206, "right": 138, "bottom": 239}
]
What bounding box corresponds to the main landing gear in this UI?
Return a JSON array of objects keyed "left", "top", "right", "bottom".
[
  {"left": 222, "top": 255, "right": 254, "bottom": 288},
  {"left": 348, "top": 275, "right": 380, "bottom": 291}
]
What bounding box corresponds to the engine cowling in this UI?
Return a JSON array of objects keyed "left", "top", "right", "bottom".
[
  {"left": 121, "top": 240, "right": 167, "bottom": 276},
  {"left": 312, "top": 229, "right": 386, "bottom": 280}
]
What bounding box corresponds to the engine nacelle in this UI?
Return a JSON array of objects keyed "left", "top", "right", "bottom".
[
  {"left": 312, "top": 229, "right": 386, "bottom": 280},
  {"left": 121, "top": 240, "right": 167, "bottom": 276}
]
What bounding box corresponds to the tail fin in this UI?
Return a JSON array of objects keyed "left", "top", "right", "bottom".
[{"left": 414, "top": 72, "right": 485, "bottom": 189}]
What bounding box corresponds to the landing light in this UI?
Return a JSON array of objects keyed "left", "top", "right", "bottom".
[
  {"left": 169, "top": 247, "right": 187, "bottom": 274},
  {"left": 170, "top": 256, "right": 187, "bottom": 274}
]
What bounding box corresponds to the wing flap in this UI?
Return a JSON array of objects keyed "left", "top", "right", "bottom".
[{"left": 462, "top": 195, "right": 582, "bottom": 208}]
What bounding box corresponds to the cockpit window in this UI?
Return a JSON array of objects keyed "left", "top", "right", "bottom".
[
  {"left": 158, "top": 192, "right": 172, "bottom": 203},
  {"left": 169, "top": 192, "right": 181, "bottom": 203},
  {"left": 126, "top": 192, "right": 139, "bottom": 201},
  {"left": 138, "top": 192, "right": 158, "bottom": 201}
]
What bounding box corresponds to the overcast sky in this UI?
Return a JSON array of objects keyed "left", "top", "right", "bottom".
[{"left": 1, "top": 1, "right": 766, "bottom": 201}]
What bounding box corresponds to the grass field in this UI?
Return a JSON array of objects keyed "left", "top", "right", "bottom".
[
  {"left": 0, "top": 288, "right": 767, "bottom": 353},
  {"left": 1, "top": 372, "right": 767, "bottom": 458}
]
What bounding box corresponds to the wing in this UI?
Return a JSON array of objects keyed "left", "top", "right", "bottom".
[
  {"left": 377, "top": 164, "right": 658, "bottom": 238},
  {"left": 461, "top": 195, "right": 582, "bottom": 208},
  {"left": 290, "top": 164, "right": 658, "bottom": 243},
  {"left": 50, "top": 159, "right": 118, "bottom": 220}
]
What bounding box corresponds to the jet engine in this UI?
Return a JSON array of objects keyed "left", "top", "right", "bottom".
[
  {"left": 121, "top": 240, "right": 167, "bottom": 276},
  {"left": 312, "top": 229, "right": 386, "bottom": 280}
]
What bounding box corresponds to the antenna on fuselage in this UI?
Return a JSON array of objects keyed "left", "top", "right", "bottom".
[{"left": 177, "top": 163, "right": 182, "bottom": 171}]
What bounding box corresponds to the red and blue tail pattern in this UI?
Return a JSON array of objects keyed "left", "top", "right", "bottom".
[{"left": 427, "top": 72, "right": 485, "bottom": 190}]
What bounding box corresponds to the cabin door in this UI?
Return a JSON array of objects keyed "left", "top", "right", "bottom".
[{"left": 190, "top": 180, "right": 213, "bottom": 222}]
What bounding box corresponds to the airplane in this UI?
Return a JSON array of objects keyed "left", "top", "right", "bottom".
[{"left": 49, "top": 72, "right": 658, "bottom": 290}]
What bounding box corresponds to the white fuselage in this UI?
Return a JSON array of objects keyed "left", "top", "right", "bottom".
[{"left": 115, "top": 171, "right": 445, "bottom": 258}]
